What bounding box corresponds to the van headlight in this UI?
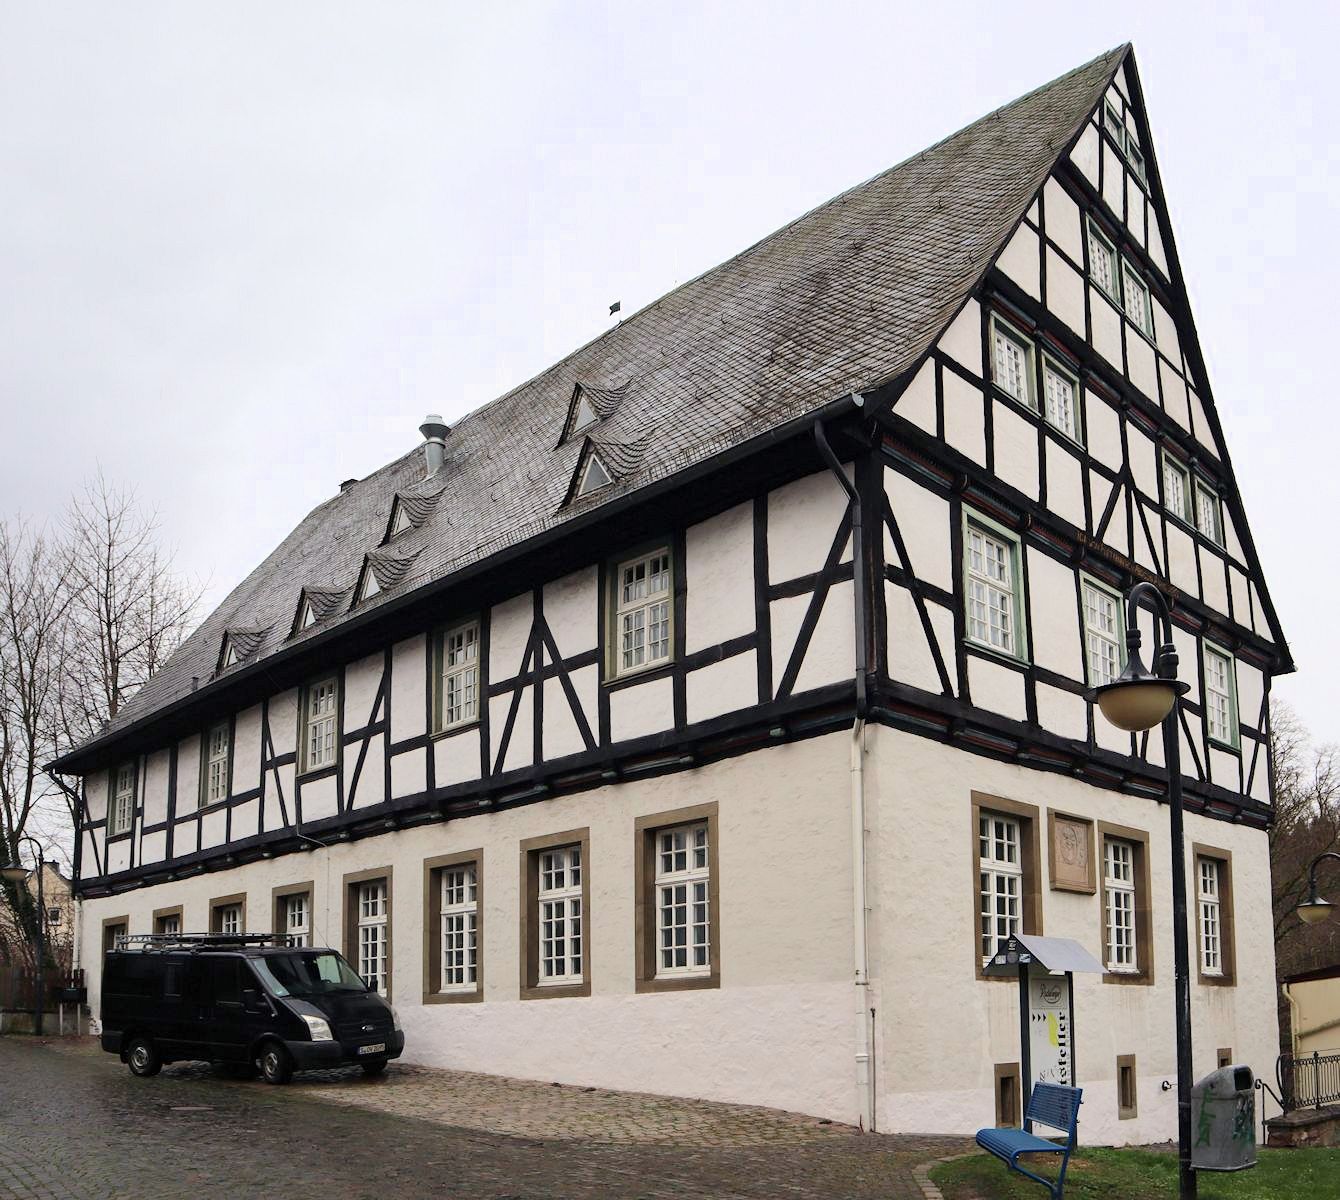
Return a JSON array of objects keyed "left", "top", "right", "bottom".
[
  {"left": 389, "top": 1004, "right": 402, "bottom": 1032},
  {"left": 301, "top": 1014, "right": 333, "bottom": 1042}
]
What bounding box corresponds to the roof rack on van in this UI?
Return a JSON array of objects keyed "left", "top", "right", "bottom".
[{"left": 115, "top": 932, "right": 290, "bottom": 953}]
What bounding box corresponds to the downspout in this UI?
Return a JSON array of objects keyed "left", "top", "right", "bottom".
[
  {"left": 815, "top": 408, "right": 875, "bottom": 1132},
  {"left": 1282, "top": 981, "right": 1300, "bottom": 1057}
]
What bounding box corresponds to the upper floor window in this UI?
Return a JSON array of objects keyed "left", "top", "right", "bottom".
[
  {"left": 434, "top": 620, "right": 480, "bottom": 731},
  {"left": 1042, "top": 358, "right": 1081, "bottom": 443},
  {"left": 979, "top": 813, "right": 1022, "bottom": 964},
  {"left": 1103, "top": 100, "right": 1147, "bottom": 184},
  {"left": 1082, "top": 578, "right": 1123, "bottom": 687},
  {"left": 1194, "top": 481, "right": 1223, "bottom": 545},
  {"left": 203, "top": 722, "right": 229, "bottom": 805},
  {"left": 964, "top": 516, "right": 1024, "bottom": 660},
  {"left": 1088, "top": 221, "right": 1119, "bottom": 299},
  {"left": 1203, "top": 644, "right": 1238, "bottom": 749},
  {"left": 110, "top": 763, "right": 135, "bottom": 836},
  {"left": 301, "top": 678, "right": 339, "bottom": 773},
  {"left": 1162, "top": 453, "right": 1191, "bottom": 522},
  {"left": 1103, "top": 838, "right": 1138, "bottom": 973},
  {"left": 612, "top": 548, "right": 673, "bottom": 677},
  {"left": 990, "top": 315, "right": 1035, "bottom": 408},
  {"left": 1121, "top": 260, "right": 1154, "bottom": 338}
]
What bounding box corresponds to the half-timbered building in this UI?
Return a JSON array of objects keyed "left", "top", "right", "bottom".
[{"left": 57, "top": 45, "right": 1289, "bottom": 1144}]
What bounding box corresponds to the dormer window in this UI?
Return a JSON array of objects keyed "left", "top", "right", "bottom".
[
  {"left": 223, "top": 639, "right": 240, "bottom": 668},
  {"left": 571, "top": 392, "right": 599, "bottom": 435},
  {"left": 578, "top": 453, "right": 613, "bottom": 497},
  {"left": 298, "top": 598, "right": 317, "bottom": 630},
  {"left": 390, "top": 501, "right": 413, "bottom": 539},
  {"left": 357, "top": 562, "right": 381, "bottom": 604}
]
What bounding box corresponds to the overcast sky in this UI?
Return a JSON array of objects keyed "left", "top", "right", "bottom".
[{"left": 2, "top": 2, "right": 1334, "bottom": 745}]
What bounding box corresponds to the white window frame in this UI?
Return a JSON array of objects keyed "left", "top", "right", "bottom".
[
  {"left": 357, "top": 880, "right": 389, "bottom": 996},
  {"left": 216, "top": 903, "right": 242, "bottom": 937},
  {"left": 979, "top": 813, "right": 1023, "bottom": 964},
  {"left": 1203, "top": 643, "right": 1238, "bottom": 749},
  {"left": 156, "top": 912, "right": 179, "bottom": 937},
  {"left": 963, "top": 512, "right": 1026, "bottom": 661},
  {"left": 1194, "top": 480, "right": 1223, "bottom": 545},
  {"left": 110, "top": 763, "right": 135, "bottom": 836},
  {"left": 437, "top": 620, "right": 480, "bottom": 731},
  {"left": 389, "top": 500, "right": 413, "bottom": 539},
  {"left": 284, "top": 893, "right": 310, "bottom": 948},
  {"left": 204, "top": 722, "right": 230, "bottom": 805},
  {"left": 439, "top": 864, "right": 479, "bottom": 992},
  {"left": 1087, "top": 219, "right": 1119, "bottom": 300},
  {"left": 1121, "top": 259, "right": 1154, "bottom": 339},
  {"left": 1041, "top": 356, "right": 1081, "bottom": 443},
  {"left": 537, "top": 845, "right": 583, "bottom": 985},
  {"left": 653, "top": 823, "right": 711, "bottom": 978},
  {"left": 1197, "top": 857, "right": 1223, "bottom": 977},
  {"left": 1081, "top": 576, "right": 1124, "bottom": 688},
  {"left": 1162, "top": 452, "right": 1191, "bottom": 523},
  {"left": 989, "top": 314, "right": 1036, "bottom": 409},
  {"left": 611, "top": 547, "right": 673, "bottom": 678},
  {"left": 301, "top": 677, "right": 339, "bottom": 773},
  {"left": 577, "top": 452, "right": 613, "bottom": 497},
  {"left": 1104, "top": 838, "right": 1139, "bottom": 973}
]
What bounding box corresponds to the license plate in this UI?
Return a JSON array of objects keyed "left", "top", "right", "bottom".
[{"left": 358, "top": 1042, "right": 386, "bottom": 1056}]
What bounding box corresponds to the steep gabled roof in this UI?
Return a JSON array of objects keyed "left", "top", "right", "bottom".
[{"left": 71, "top": 46, "right": 1131, "bottom": 753}]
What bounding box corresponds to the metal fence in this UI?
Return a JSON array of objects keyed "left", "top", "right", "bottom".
[{"left": 1278, "top": 1049, "right": 1340, "bottom": 1111}]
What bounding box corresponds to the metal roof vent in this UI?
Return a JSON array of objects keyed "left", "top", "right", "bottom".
[{"left": 419, "top": 414, "right": 450, "bottom": 476}]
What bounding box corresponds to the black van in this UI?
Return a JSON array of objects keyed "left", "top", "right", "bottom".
[{"left": 100, "top": 933, "right": 404, "bottom": 1084}]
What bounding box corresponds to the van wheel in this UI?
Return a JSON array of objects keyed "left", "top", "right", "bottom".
[
  {"left": 258, "top": 1042, "right": 294, "bottom": 1085},
  {"left": 126, "top": 1036, "right": 162, "bottom": 1078},
  {"left": 360, "top": 1058, "right": 388, "bottom": 1077}
]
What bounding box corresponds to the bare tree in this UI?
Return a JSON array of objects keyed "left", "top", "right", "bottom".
[
  {"left": 0, "top": 518, "right": 71, "bottom": 965},
  {"left": 1271, "top": 701, "right": 1340, "bottom": 988}
]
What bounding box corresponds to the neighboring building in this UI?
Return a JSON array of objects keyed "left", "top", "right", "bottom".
[
  {"left": 1283, "top": 965, "right": 1340, "bottom": 1059},
  {"left": 54, "top": 45, "right": 1289, "bottom": 1145},
  {"left": 0, "top": 862, "right": 76, "bottom": 973}
]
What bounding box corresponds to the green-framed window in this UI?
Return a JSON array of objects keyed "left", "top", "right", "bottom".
[
  {"left": 1202, "top": 642, "right": 1239, "bottom": 750},
  {"left": 1041, "top": 356, "right": 1082, "bottom": 444},
  {"left": 433, "top": 619, "right": 481, "bottom": 732},
  {"left": 1194, "top": 480, "right": 1223, "bottom": 545},
  {"left": 608, "top": 544, "right": 675, "bottom": 679},
  {"left": 963, "top": 509, "right": 1027, "bottom": 661},
  {"left": 1087, "top": 218, "right": 1119, "bottom": 300},
  {"left": 988, "top": 314, "right": 1036, "bottom": 409},
  {"left": 300, "top": 677, "right": 339, "bottom": 773},
  {"left": 1080, "top": 575, "right": 1124, "bottom": 687},
  {"left": 202, "top": 721, "right": 230, "bottom": 805},
  {"left": 1162, "top": 451, "right": 1191, "bottom": 523},
  {"left": 1121, "top": 259, "right": 1154, "bottom": 340}
]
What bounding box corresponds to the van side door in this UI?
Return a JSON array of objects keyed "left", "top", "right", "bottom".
[{"left": 205, "top": 957, "right": 249, "bottom": 1063}]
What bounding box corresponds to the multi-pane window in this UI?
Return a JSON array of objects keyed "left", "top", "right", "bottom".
[
  {"left": 357, "top": 880, "right": 389, "bottom": 996},
  {"left": 1104, "top": 839, "right": 1138, "bottom": 972},
  {"left": 110, "top": 764, "right": 135, "bottom": 836},
  {"left": 614, "top": 549, "right": 672, "bottom": 677},
  {"left": 965, "top": 520, "right": 1021, "bottom": 658},
  {"left": 1103, "top": 101, "right": 1147, "bottom": 183},
  {"left": 284, "top": 893, "right": 310, "bottom": 947},
  {"left": 438, "top": 621, "right": 480, "bottom": 729},
  {"left": 1194, "top": 481, "right": 1223, "bottom": 544},
  {"left": 303, "top": 678, "right": 338, "bottom": 772},
  {"left": 440, "top": 865, "right": 479, "bottom": 991},
  {"left": 1042, "top": 361, "right": 1079, "bottom": 441},
  {"left": 1082, "top": 580, "right": 1123, "bottom": 687},
  {"left": 979, "top": 814, "right": 1022, "bottom": 963},
  {"left": 216, "top": 903, "right": 242, "bottom": 936},
  {"left": 1088, "top": 222, "right": 1118, "bottom": 299},
  {"left": 538, "top": 845, "right": 583, "bottom": 984},
  {"left": 1204, "top": 646, "right": 1237, "bottom": 747},
  {"left": 654, "top": 824, "right": 711, "bottom": 977},
  {"left": 991, "top": 319, "right": 1034, "bottom": 407},
  {"left": 1121, "top": 261, "right": 1153, "bottom": 337},
  {"left": 1198, "top": 858, "right": 1223, "bottom": 976},
  {"left": 1163, "top": 455, "right": 1190, "bottom": 521},
  {"left": 204, "top": 722, "right": 229, "bottom": 804},
  {"left": 156, "top": 912, "right": 180, "bottom": 937}
]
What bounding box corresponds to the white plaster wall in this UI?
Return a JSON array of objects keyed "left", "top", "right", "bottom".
[
  {"left": 686, "top": 501, "right": 754, "bottom": 653},
  {"left": 389, "top": 638, "right": 426, "bottom": 742},
  {"left": 943, "top": 371, "right": 986, "bottom": 465},
  {"left": 897, "top": 360, "right": 937, "bottom": 434},
  {"left": 544, "top": 565, "right": 598, "bottom": 659},
  {"left": 996, "top": 227, "right": 1039, "bottom": 301},
  {"left": 869, "top": 727, "right": 1279, "bottom": 1146},
  {"left": 1044, "top": 248, "right": 1085, "bottom": 338},
  {"left": 80, "top": 732, "right": 860, "bottom": 1124},
  {"left": 344, "top": 653, "right": 384, "bottom": 730},
  {"left": 686, "top": 652, "right": 758, "bottom": 725},
  {"left": 938, "top": 298, "right": 983, "bottom": 377},
  {"left": 767, "top": 468, "right": 850, "bottom": 585},
  {"left": 143, "top": 751, "right": 171, "bottom": 827},
  {"left": 270, "top": 689, "right": 300, "bottom": 756},
  {"left": 490, "top": 593, "right": 534, "bottom": 682},
  {"left": 992, "top": 403, "right": 1039, "bottom": 501},
  {"left": 234, "top": 705, "right": 263, "bottom": 795},
  {"left": 885, "top": 471, "right": 952, "bottom": 593},
  {"left": 608, "top": 675, "right": 673, "bottom": 744},
  {"left": 1043, "top": 178, "right": 1082, "bottom": 263}
]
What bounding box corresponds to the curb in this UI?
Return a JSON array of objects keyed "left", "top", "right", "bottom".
[{"left": 912, "top": 1151, "right": 977, "bottom": 1200}]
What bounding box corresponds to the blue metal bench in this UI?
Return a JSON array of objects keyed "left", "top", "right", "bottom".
[{"left": 975, "top": 1082, "right": 1083, "bottom": 1200}]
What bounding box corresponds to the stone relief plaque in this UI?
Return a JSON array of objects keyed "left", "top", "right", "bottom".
[{"left": 1050, "top": 813, "right": 1094, "bottom": 892}]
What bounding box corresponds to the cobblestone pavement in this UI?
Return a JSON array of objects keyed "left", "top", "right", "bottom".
[{"left": 1, "top": 1037, "right": 970, "bottom": 1199}]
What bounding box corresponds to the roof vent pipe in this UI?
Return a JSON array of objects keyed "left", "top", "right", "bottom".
[{"left": 419, "top": 415, "right": 450, "bottom": 476}]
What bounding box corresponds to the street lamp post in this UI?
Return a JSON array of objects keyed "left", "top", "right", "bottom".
[
  {"left": 1, "top": 836, "right": 46, "bottom": 1037},
  {"left": 1088, "top": 581, "right": 1196, "bottom": 1200},
  {"left": 1296, "top": 851, "right": 1340, "bottom": 927}
]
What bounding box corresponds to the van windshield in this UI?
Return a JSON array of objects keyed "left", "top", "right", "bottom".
[{"left": 250, "top": 952, "right": 369, "bottom": 998}]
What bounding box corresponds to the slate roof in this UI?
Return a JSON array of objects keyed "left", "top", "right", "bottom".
[{"left": 87, "top": 45, "right": 1129, "bottom": 747}]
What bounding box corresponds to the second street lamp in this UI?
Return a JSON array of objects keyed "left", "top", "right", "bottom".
[
  {"left": 1297, "top": 851, "right": 1340, "bottom": 926},
  {"left": 1088, "top": 581, "right": 1196, "bottom": 1200}
]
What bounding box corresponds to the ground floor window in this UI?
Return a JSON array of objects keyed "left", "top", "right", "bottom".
[
  {"left": 520, "top": 830, "right": 591, "bottom": 1000},
  {"left": 343, "top": 869, "right": 392, "bottom": 999}
]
